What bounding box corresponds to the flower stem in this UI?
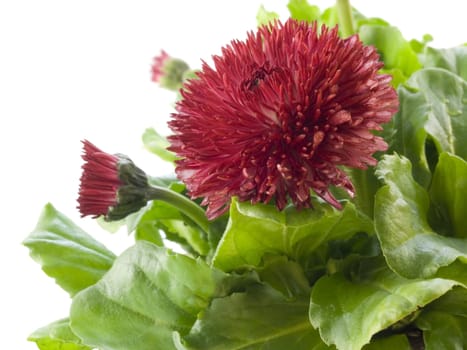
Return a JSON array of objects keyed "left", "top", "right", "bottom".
[
  {"left": 336, "top": 0, "right": 355, "bottom": 37},
  {"left": 146, "top": 185, "right": 210, "bottom": 233}
]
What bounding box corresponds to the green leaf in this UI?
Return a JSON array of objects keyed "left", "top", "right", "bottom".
[
  {"left": 256, "top": 5, "right": 279, "bottom": 27},
  {"left": 133, "top": 200, "right": 209, "bottom": 256},
  {"left": 429, "top": 152, "right": 467, "bottom": 238},
  {"left": 127, "top": 202, "right": 164, "bottom": 246},
  {"left": 424, "top": 46, "right": 467, "bottom": 81},
  {"left": 320, "top": 7, "right": 338, "bottom": 28},
  {"left": 354, "top": 16, "right": 389, "bottom": 30},
  {"left": 380, "top": 67, "right": 407, "bottom": 88},
  {"left": 148, "top": 175, "right": 180, "bottom": 188},
  {"left": 258, "top": 256, "right": 311, "bottom": 298},
  {"left": 23, "top": 203, "right": 116, "bottom": 296},
  {"left": 176, "top": 284, "right": 331, "bottom": 350},
  {"left": 287, "top": 0, "right": 320, "bottom": 23},
  {"left": 390, "top": 68, "right": 467, "bottom": 186},
  {"left": 436, "top": 260, "right": 467, "bottom": 289},
  {"left": 375, "top": 155, "right": 467, "bottom": 279},
  {"left": 28, "top": 318, "right": 93, "bottom": 350},
  {"left": 358, "top": 25, "right": 421, "bottom": 83},
  {"left": 347, "top": 167, "right": 380, "bottom": 218},
  {"left": 415, "top": 288, "right": 467, "bottom": 350},
  {"left": 409, "top": 34, "right": 433, "bottom": 55},
  {"left": 213, "top": 198, "right": 374, "bottom": 271},
  {"left": 309, "top": 258, "right": 458, "bottom": 350},
  {"left": 70, "top": 242, "right": 227, "bottom": 350},
  {"left": 96, "top": 216, "right": 125, "bottom": 234},
  {"left": 142, "top": 127, "right": 177, "bottom": 163}
]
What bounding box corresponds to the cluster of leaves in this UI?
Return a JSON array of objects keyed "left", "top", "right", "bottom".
[{"left": 24, "top": 1, "right": 467, "bottom": 349}]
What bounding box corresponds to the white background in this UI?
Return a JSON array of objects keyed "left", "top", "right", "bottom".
[{"left": 0, "top": 1, "right": 464, "bottom": 348}]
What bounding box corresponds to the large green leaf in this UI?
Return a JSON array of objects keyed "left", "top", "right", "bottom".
[
  {"left": 23, "top": 204, "right": 116, "bottom": 296},
  {"left": 424, "top": 46, "right": 467, "bottom": 81},
  {"left": 28, "top": 318, "right": 93, "bottom": 350},
  {"left": 213, "top": 199, "right": 374, "bottom": 271},
  {"left": 389, "top": 68, "right": 467, "bottom": 186},
  {"left": 176, "top": 284, "right": 331, "bottom": 350},
  {"left": 375, "top": 155, "right": 467, "bottom": 279},
  {"left": 415, "top": 288, "right": 467, "bottom": 350},
  {"left": 429, "top": 152, "right": 467, "bottom": 237},
  {"left": 70, "top": 242, "right": 227, "bottom": 350},
  {"left": 309, "top": 258, "right": 458, "bottom": 350}
]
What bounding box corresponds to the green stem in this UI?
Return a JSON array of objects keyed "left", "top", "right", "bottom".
[
  {"left": 146, "top": 185, "right": 210, "bottom": 233},
  {"left": 336, "top": 0, "right": 355, "bottom": 37}
]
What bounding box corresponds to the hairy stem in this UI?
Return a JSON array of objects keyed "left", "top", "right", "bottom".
[{"left": 146, "top": 185, "right": 210, "bottom": 233}]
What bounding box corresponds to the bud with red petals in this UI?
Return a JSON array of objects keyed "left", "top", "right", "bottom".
[{"left": 77, "top": 140, "right": 150, "bottom": 221}]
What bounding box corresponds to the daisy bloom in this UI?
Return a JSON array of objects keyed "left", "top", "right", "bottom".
[{"left": 168, "top": 19, "right": 399, "bottom": 219}]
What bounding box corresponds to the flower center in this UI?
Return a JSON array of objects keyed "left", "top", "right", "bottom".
[{"left": 242, "top": 64, "right": 280, "bottom": 91}]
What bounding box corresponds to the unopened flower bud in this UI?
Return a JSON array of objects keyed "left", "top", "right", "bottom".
[
  {"left": 77, "top": 140, "right": 211, "bottom": 232},
  {"left": 151, "top": 50, "right": 190, "bottom": 91},
  {"left": 77, "top": 140, "right": 150, "bottom": 221}
]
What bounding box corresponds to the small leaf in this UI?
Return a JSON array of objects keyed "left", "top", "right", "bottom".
[
  {"left": 287, "top": 0, "right": 320, "bottom": 22},
  {"left": 148, "top": 175, "right": 180, "bottom": 188},
  {"left": 28, "top": 318, "right": 93, "bottom": 350},
  {"left": 309, "top": 257, "right": 458, "bottom": 350},
  {"left": 127, "top": 201, "right": 164, "bottom": 246},
  {"left": 213, "top": 198, "right": 374, "bottom": 272},
  {"left": 256, "top": 5, "right": 279, "bottom": 27},
  {"left": 375, "top": 155, "right": 467, "bottom": 279},
  {"left": 409, "top": 34, "right": 433, "bottom": 55},
  {"left": 177, "top": 284, "right": 330, "bottom": 350},
  {"left": 142, "top": 127, "right": 177, "bottom": 163},
  {"left": 429, "top": 152, "right": 467, "bottom": 237},
  {"left": 355, "top": 16, "right": 389, "bottom": 29},
  {"left": 70, "top": 242, "right": 227, "bottom": 350},
  {"left": 320, "top": 7, "right": 338, "bottom": 28},
  {"left": 23, "top": 204, "right": 115, "bottom": 296},
  {"left": 96, "top": 216, "right": 125, "bottom": 234},
  {"left": 380, "top": 67, "right": 407, "bottom": 87}
]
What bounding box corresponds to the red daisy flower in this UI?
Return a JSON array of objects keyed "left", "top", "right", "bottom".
[
  {"left": 77, "top": 140, "right": 149, "bottom": 220},
  {"left": 168, "top": 19, "right": 399, "bottom": 220}
]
